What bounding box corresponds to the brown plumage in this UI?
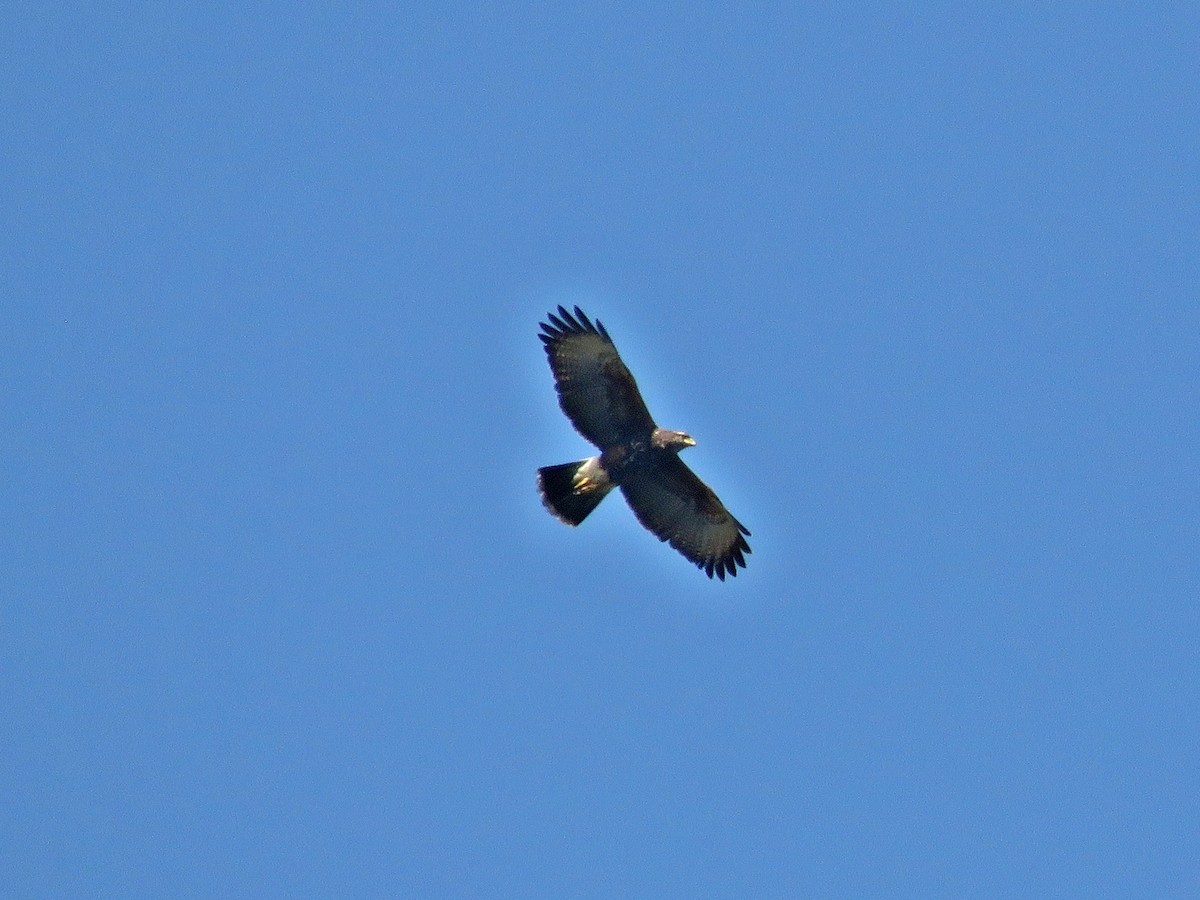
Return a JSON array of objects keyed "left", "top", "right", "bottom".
[{"left": 537, "top": 306, "right": 751, "bottom": 580}]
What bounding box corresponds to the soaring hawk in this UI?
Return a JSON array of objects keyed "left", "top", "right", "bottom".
[{"left": 536, "top": 306, "right": 751, "bottom": 580}]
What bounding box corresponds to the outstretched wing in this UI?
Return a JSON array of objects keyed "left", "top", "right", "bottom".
[
  {"left": 539, "top": 306, "right": 656, "bottom": 448},
  {"left": 619, "top": 454, "right": 751, "bottom": 580}
]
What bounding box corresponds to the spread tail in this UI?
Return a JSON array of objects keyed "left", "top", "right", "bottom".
[{"left": 537, "top": 458, "right": 612, "bottom": 526}]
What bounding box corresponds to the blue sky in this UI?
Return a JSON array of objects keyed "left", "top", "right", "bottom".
[{"left": 4, "top": 3, "right": 1198, "bottom": 896}]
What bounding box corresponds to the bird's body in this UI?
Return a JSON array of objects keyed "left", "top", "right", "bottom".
[{"left": 536, "top": 306, "right": 750, "bottom": 580}]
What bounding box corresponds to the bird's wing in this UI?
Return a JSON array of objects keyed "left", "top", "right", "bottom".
[
  {"left": 539, "top": 306, "right": 655, "bottom": 449},
  {"left": 619, "top": 454, "right": 751, "bottom": 580}
]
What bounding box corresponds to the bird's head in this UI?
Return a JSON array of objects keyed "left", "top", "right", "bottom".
[{"left": 651, "top": 428, "right": 697, "bottom": 453}]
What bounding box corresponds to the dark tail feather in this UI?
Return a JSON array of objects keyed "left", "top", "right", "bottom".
[{"left": 537, "top": 460, "right": 608, "bottom": 526}]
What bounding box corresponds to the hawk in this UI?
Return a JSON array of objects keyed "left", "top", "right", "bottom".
[{"left": 537, "top": 305, "right": 751, "bottom": 580}]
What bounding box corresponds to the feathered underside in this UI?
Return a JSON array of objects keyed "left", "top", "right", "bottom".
[
  {"left": 619, "top": 454, "right": 751, "bottom": 580},
  {"left": 538, "top": 306, "right": 655, "bottom": 448}
]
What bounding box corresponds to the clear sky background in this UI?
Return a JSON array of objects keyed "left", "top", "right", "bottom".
[{"left": 4, "top": 4, "right": 1197, "bottom": 897}]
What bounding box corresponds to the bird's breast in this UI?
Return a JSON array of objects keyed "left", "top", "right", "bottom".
[{"left": 600, "top": 441, "right": 655, "bottom": 483}]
